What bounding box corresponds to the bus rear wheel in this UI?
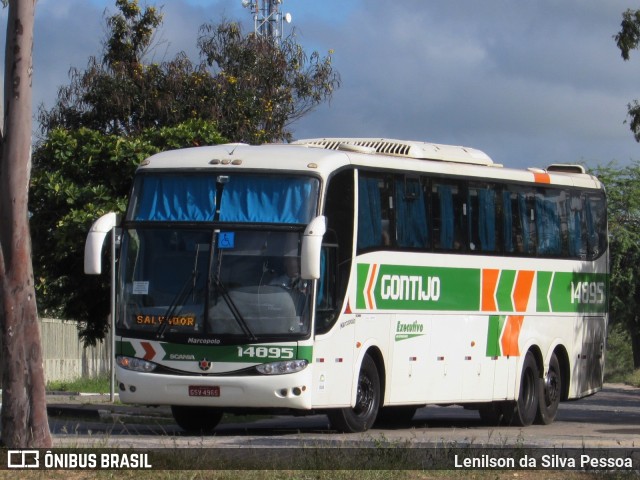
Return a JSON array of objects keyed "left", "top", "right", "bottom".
[
  {"left": 503, "top": 351, "right": 539, "bottom": 427},
  {"left": 535, "top": 353, "right": 561, "bottom": 425},
  {"left": 327, "top": 355, "right": 380, "bottom": 433},
  {"left": 171, "top": 405, "right": 223, "bottom": 434}
]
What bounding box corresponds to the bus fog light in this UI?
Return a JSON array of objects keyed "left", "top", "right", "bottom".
[
  {"left": 117, "top": 355, "right": 157, "bottom": 373},
  {"left": 256, "top": 359, "right": 308, "bottom": 375}
]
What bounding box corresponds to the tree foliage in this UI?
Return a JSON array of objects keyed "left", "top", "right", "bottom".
[
  {"left": 615, "top": 8, "right": 640, "bottom": 141},
  {"left": 591, "top": 163, "right": 640, "bottom": 368},
  {"left": 33, "top": 0, "right": 339, "bottom": 343},
  {"left": 198, "top": 21, "right": 339, "bottom": 143},
  {"left": 38, "top": 0, "right": 340, "bottom": 143},
  {"left": 31, "top": 120, "right": 225, "bottom": 343}
]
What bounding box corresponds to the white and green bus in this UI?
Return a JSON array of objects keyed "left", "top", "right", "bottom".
[{"left": 84, "top": 138, "right": 608, "bottom": 433}]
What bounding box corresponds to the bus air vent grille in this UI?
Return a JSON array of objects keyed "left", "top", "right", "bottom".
[{"left": 293, "top": 138, "right": 494, "bottom": 166}]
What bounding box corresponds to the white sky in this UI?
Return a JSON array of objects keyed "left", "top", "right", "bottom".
[{"left": 3, "top": 0, "right": 640, "bottom": 169}]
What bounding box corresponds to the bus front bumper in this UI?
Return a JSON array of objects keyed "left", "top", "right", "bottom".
[{"left": 115, "top": 365, "right": 313, "bottom": 410}]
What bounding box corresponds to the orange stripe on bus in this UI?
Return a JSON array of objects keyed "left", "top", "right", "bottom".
[
  {"left": 481, "top": 269, "right": 500, "bottom": 311},
  {"left": 501, "top": 315, "right": 524, "bottom": 357},
  {"left": 533, "top": 172, "right": 551, "bottom": 184},
  {"left": 366, "top": 264, "right": 378, "bottom": 309},
  {"left": 513, "top": 270, "right": 535, "bottom": 312}
]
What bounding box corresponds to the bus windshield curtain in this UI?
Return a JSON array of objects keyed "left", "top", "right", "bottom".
[
  {"left": 219, "top": 176, "right": 315, "bottom": 224},
  {"left": 536, "top": 196, "right": 561, "bottom": 254},
  {"left": 357, "top": 177, "right": 382, "bottom": 249},
  {"left": 134, "top": 175, "right": 316, "bottom": 224},
  {"left": 477, "top": 189, "right": 496, "bottom": 251},
  {"left": 438, "top": 185, "right": 454, "bottom": 249},
  {"left": 503, "top": 191, "right": 514, "bottom": 253},
  {"left": 135, "top": 175, "right": 217, "bottom": 221},
  {"left": 395, "top": 178, "right": 428, "bottom": 247}
]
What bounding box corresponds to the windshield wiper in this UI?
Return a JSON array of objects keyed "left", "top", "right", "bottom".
[
  {"left": 156, "top": 245, "right": 203, "bottom": 339},
  {"left": 213, "top": 276, "right": 258, "bottom": 341},
  {"left": 156, "top": 271, "right": 199, "bottom": 339}
]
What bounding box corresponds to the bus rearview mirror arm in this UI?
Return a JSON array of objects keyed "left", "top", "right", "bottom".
[
  {"left": 300, "top": 215, "right": 326, "bottom": 280},
  {"left": 84, "top": 212, "right": 121, "bottom": 275}
]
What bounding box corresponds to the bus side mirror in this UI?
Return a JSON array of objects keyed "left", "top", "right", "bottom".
[
  {"left": 301, "top": 215, "right": 326, "bottom": 280},
  {"left": 84, "top": 212, "right": 120, "bottom": 275}
]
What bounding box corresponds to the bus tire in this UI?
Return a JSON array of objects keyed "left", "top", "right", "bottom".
[
  {"left": 535, "top": 353, "right": 561, "bottom": 425},
  {"left": 503, "top": 351, "right": 539, "bottom": 427},
  {"left": 327, "top": 355, "right": 380, "bottom": 433},
  {"left": 171, "top": 405, "right": 223, "bottom": 434}
]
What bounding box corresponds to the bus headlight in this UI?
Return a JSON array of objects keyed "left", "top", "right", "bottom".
[
  {"left": 256, "top": 359, "right": 308, "bottom": 375},
  {"left": 117, "top": 355, "right": 157, "bottom": 373}
]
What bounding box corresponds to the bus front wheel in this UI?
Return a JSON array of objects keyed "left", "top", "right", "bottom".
[
  {"left": 503, "top": 351, "right": 539, "bottom": 427},
  {"left": 171, "top": 405, "right": 223, "bottom": 434},
  {"left": 327, "top": 355, "right": 380, "bottom": 433}
]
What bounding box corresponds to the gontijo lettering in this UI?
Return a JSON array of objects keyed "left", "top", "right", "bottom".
[{"left": 380, "top": 274, "right": 440, "bottom": 301}]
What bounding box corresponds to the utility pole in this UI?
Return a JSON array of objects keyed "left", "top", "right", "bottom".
[{"left": 241, "top": 0, "right": 293, "bottom": 44}]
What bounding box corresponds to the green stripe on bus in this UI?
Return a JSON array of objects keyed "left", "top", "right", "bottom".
[
  {"left": 536, "top": 271, "right": 553, "bottom": 312},
  {"left": 356, "top": 263, "right": 609, "bottom": 314},
  {"left": 495, "top": 270, "right": 516, "bottom": 311},
  {"left": 545, "top": 272, "right": 608, "bottom": 313},
  {"left": 372, "top": 264, "right": 480, "bottom": 311},
  {"left": 117, "top": 340, "right": 312, "bottom": 363},
  {"left": 486, "top": 315, "right": 506, "bottom": 357}
]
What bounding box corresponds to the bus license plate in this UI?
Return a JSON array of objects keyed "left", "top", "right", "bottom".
[{"left": 188, "top": 385, "right": 220, "bottom": 397}]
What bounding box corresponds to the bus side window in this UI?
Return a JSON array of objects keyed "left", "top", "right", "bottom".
[
  {"left": 518, "top": 190, "right": 537, "bottom": 255},
  {"left": 586, "top": 194, "right": 606, "bottom": 259},
  {"left": 357, "top": 174, "right": 393, "bottom": 250},
  {"left": 503, "top": 189, "right": 536, "bottom": 255},
  {"left": 395, "top": 175, "right": 429, "bottom": 248},
  {"left": 566, "top": 193, "right": 587, "bottom": 259},
  {"left": 432, "top": 182, "right": 465, "bottom": 251},
  {"left": 536, "top": 189, "right": 563, "bottom": 256},
  {"left": 468, "top": 184, "right": 498, "bottom": 252}
]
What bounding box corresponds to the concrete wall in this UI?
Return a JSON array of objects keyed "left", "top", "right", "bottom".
[{"left": 39, "top": 318, "right": 111, "bottom": 383}]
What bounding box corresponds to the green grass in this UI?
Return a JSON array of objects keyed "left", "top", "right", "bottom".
[
  {"left": 624, "top": 368, "right": 640, "bottom": 387},
  {"left": 604, "top": 323, "right": 634, "bottom": 383},
  {"left": 46, "top": 373, "right": 111, "bottom": 394},
  {"left": 605, "top": 323, "right": 640, "bottom": 387}
]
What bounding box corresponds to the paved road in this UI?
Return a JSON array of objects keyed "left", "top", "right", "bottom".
[{"left": 48, "top": 383, "right": 640, "bottom": 449}]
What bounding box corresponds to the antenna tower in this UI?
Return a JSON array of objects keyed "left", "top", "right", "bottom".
[{"left": 241, "top": 0, "right": 293, "bottom": 44}]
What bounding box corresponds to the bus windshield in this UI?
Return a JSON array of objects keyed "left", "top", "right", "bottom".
[
  {"left": 118, "top": 228, "right": 311, "bottom": 340},
  {"left": 117, "top": 172, "right": 320, "bottom": 342}
]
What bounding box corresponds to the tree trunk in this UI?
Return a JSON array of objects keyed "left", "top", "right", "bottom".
[{"left": 0, "top": 0, "right": 52, "bottom": 447}]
